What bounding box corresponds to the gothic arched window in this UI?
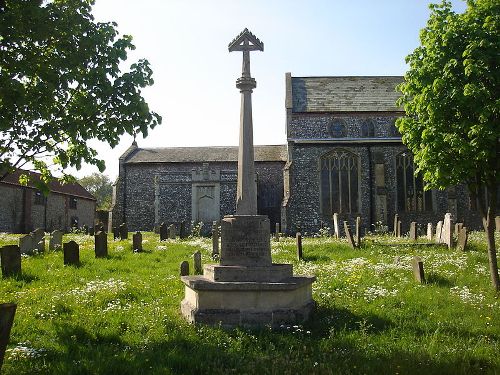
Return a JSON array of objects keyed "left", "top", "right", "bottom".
[
  {"left": 329, "top": 119, "right": 347, "bottom": 138},
  {"left": 361, "top": 120, "right": 375, "bottom": 137},
  {"left": 320, "top": 150, "right": 360, "bottom": 216},
  {"left": 396, "top": 152, "right": 433, "bottom": 212}
]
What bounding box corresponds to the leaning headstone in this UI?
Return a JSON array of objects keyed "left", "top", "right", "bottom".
[
  {"left": 159, "top": 222, "right": 168, "bottom": 241},
  {"left": 393, "top": 214, "right": 399, "bottom": 237},
  {"left": 94, "top": 231, "right": 108, "bottom": 258},
  {"left": 412, "top": 256, "right": 425, "bottom": 283},
  {"left": 119, "top": 223, "right": 128, "bottom": 240},
  {"left": 409, "top": 222, "right": 417, "bottom": 241},
  {"left": 457, "top": 227, "right": 468, "bottom": 251},
  {"left": 180, "top": 260, "right": 189, "bottom": 276},
  {"left": 343, "top": 221, "right": 356, "bottom": 249},
  {"left": 179, "top": 222, "right": 188, "bottom": 239},
  {"left": 19, "top": 234, "right": 33, "bottom": 255},
  {"left": 333, "top": 213, "right": 339, "bottom": 238},
  {"left": 193, "top": 251, "right": 202, "bottom": 275},
  {"left": 63, "top": 241, "right": 80, "bottom": 265},
  {"left": 427, "top": 223, "right": 433, "bottom": 241},
  {"left": 435, "top": 221, "right": 443, "bottom": 243},
  {"left": 113, "top": 227, "right": 120, "bottom": 240},
  {"left": 0, "top": 303, "right": 17, "bottom": 370},
  {"left": 0, "top": 245, "right": 21, "bottom": 277},
  {"left": 168, "top": 224, "right": 176, "bottom": 240},
  {"left": 442, "top": 213, "right": 453, "bottom": 249},
  {"left": 132, "top": 232, "right": 143, "bottom": 252},
  {"left": 32, "top": 228, "right": 45, "bottom": 253},
  {"left": 274, "top": 223, "right": 280, "bottom": 241},
  {"left": 296, "top": 232, "right": 303, "bottom": 260},
  {"left": 49, "top": 230, "right": 63, "bottom": 251},
  {"left": 355, "top": 216, "right": 361, "bottom": 246},
  {"left": 212, "top": 222, "right": 219, "bottom": 257}
]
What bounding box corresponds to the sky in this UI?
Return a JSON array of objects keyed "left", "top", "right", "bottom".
[{"left": 75, "top": 0, "right": 467, "bottom": 181}]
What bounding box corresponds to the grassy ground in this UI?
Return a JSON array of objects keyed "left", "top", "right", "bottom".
[{"left": 0, "top": 231, "right": 499, "bottom": 375}]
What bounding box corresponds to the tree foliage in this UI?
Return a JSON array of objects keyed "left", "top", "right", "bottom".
[
  {"left": 0, "top": 0, "right": 161, "bottom": 188},
  {"left": 78, "top": 172, "right": 113, "bottom": 210},
  {"left": 397, "top": 0, "right": 499, "bottom": 290}
]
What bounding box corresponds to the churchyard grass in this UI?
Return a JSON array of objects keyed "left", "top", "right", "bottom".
[{"left": 0, "top": 231, "right": 499, "bottom": 374}]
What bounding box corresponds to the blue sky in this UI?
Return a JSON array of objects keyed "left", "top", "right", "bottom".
[{"left": 79, "top": 0, "right": 467, "bottom": 180}]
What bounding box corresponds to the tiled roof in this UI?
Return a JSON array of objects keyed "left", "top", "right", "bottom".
[
  {"left": 125, "top": 145, "right": 287, "bottom": 164},
  {"left": 290, "top": 76, "right": 403, "bottom": 112},
  {"left": 1, "top": 169, "right": 96, "bottom": 200}
]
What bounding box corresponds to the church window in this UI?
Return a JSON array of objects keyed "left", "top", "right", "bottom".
[
  {"left": 329, "top": 119, "right": 347, "bottom": 138},
  {"left": 396, "top": 152, "right": 433, "bottom": 212},
  {"left": 361, "top": 120, "right": 375, "bottom": 137},
  {"left": 320, "top": 150, "right": 360, "bottom": 216}
]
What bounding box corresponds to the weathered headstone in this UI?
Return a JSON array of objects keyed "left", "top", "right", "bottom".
[
  {"left": 457, "top": 227, "right": 468, "bottom": 251},
  {"left": 442, "top": 213, "right": 453, "bottom": 249},
  {"left": 296, "top": 232, "right": 303, "bottom": 260},
  {"left": 409, "top": 222, "right": 417, "bottom": 241},
  {"left": 333, "top": 213, "right": 339, "bottom": 238},
  {"left": 0, "top": 303, "right": 17, "bottom": 371},
  {"left": 393, "top": 214, "right": 399, "bottom": 236},
  {"left": 180, "top": 260, "right": 189, "bottom": 276},
  {"left": 274, "top": 223, "right": 280, "bottom": 241},
  {"left": 212, "top": 221, "right": 219, "bottom": 257},
  {"left": 0, "top": 245, "right": 21, "bottom": 277},
  {"left": 344, "top": 221, "right": 356, "bottom": 249},
  {"left": 63, "top": 241, "right": 80, "bottom": 265},
  {"left": 179, "top": 222, "right": 188, "bottom": 239},
  {"left": 168, "top": 224, "right": 176, "bottom": 240},
  {"left": 32, "top": 228, "right": 45, "bottom": 253},
  {"left": 355, "top": 216, "right": 361, "bottom": 246},
  {"left": 455, "top": 222, "right": 463, "bottom": 236},
  {"left": 49, "top": 230, "right": 63, "bottom": 251},
  {"left": 132, "top": 232, "right": 142, "bottom": 252},
  {"left": 159, "top": 222, "right": 168, "bottom": 241},
  {"left": 412, "top": 256, "right": 425, "bottom": 283},
  {"left": 193, "top": 251, "right": 202, "bottom": 275},
  {"left": 94, "top": 231, "right": 108, "bottom": 258},
  {"left": 119, "top": 223, "right": 128, "bottom": 240},
  {"left": 19, "top": 234, "right": 33, "bottom": 255},
  {"left": 435, "top": 221, "right": 443, "bottom": 243},
  {"left": 113, "top": 226, "right": 120, "bottom": 240},
  {"left": 397, "top": 220, "right": 402, "bottom": 238},
  {"left": 426, "top": 223, "right": 433, "bottom": 241}
]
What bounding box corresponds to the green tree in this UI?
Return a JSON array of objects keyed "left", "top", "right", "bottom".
[
  {"left": 397, "top": 0, "right": 499, "bottom": 290},
  {"left": 0, "top": 0, "right": 161, "bottom": 190},
  {"left": 78, "top": 172, "right": 113, "bottom": 210}
]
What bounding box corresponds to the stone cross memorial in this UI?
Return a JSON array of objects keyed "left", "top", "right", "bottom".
[{"left": 180, "top": 29, "right": 315, "bottom": 328}]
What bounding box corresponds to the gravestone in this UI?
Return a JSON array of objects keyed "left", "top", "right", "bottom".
[
  {"left": 180, "top": 261, "right": 189, "bottom": 276},
  {"left": 168, "top": 224, "right": 176, "bottom": 240},
  {"left": 393, "top": 214, "right": 399, "bottom": 236},
  {"left": 333, "top": 213, "right": 339, "bottom": 238},
  {"left": 355, "top": 216, "right": 361, "bottom": 246},
  {"left": 397, "top": 220, "right": 402, "bottom": 238},
  {"left": 179, "top": 222, "right": 188, "bottom": 239},
  {"left": 435, "top": 221, "right": 443, "bottom": 243},
  {"left": 212, "top": 221, "right": 219, "bottom": 257},
  {"left": 0, "top": 303, "right": 17, "bottom": 371},
  {"left": 193, "top": 251, "right": 202, "bottom": 275},
  {"left": 344, "top": 221, "right": 356, "bottom": 249},
  {"left": 19, "top": 234, "right": 33, "bottom": 255},
  {"left": 296, "top": 232, "right": 303, "bottom": 260},
  {"left": 160, "top": 222, "right": 168, "bottom": 241},
  {"left": 94, "top": 231, "right": 108, "bottom": 258},
  {"left": 455, "top": 222, "right": 463, "bottom": 236},
  {"left": 442, "top": 213, "right": 453, "bottom": 249},
  {"left": 412, "top": 256, "right": 425, "bottom": 283},
  {"left": 427, "top": 223, "right": 433, "bottom": 241},
  {"left": 0, "top": 245, "right": 21, "bottom": 277},
  {"left": 119, "top": 223, "right": 128, "bottom": 240},
  {"left": 457, "top": 227, "right": 468, "bottom": 251},
  {"left": 32, "top": 228, "right": 45, "bottom": 253},
  {"left": 63, "top": 241, "right": 80, "bottom": 265},
  {"left": 409, "top": 222, "right": 417, "bottom": 241},
  {"left": 49, "top": 230, "right": 63, "bottom": 251},
  {"left": 113, "top": 227, "right": 120, "bottom": 240},
  {"left": 133, "top": 232, "right": 143, "bottom": 252},
  {"left": 274, "top": 223, "right": 280, "bottom": 241}
]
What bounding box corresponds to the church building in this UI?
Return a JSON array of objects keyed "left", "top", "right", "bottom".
[{"left": 111, "top": 73, "right": 483, "bottom": 234}]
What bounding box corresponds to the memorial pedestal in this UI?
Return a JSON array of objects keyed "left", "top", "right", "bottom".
[{"left": 181, "top": 215, "right": 315, "bottom": 328}]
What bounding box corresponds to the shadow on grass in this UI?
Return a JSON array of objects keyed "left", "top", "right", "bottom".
[
  {"left": 302, "top": 254, "right": 331, "bottom": 262},
  {"left": 8, "top": 273, "right": 39, "bottom": 283},
  {"left": 426, "top": 272, "right": 454, "bottom": 287}
]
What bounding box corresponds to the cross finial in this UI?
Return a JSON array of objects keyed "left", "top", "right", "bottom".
[{"left": 229, "top": 29, "right": 264, "bottom": 78}]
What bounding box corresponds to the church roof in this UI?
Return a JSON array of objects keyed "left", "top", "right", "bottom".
[
  {"left": 125, "top": 145, "right": 287, "bottom": 164},
  {"left": 287, "top": 75, "right": 403, "bottom": 113}
]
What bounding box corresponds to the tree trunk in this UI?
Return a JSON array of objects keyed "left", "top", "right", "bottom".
[{"left": 484, "top": 184, "right": 499, "bottom": 291}]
